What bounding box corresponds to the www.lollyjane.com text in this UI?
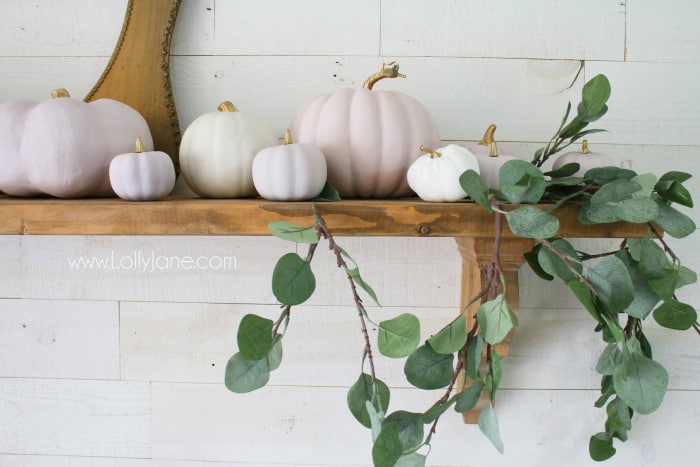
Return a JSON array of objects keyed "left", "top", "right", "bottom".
[{"left": 66, "top": 250, "right": 237, "bottom": 273}]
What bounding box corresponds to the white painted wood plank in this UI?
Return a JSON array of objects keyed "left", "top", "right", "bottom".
[
  {"left": 0, "top": 0, "right": 125, "bottom": 56},
  {"left": 211, "top": 0, "right": 380, "bottom": 56},
  {"left": 0, "top": 57, "right": 109, "bottom": 102},
  {"left": 0, "top": 455, "right": 285, "bottom": 467},
  {"left": 171, "top": 0, "right": 216, "bottom": 56},
  {"left": 0, "top": 378, "right": 150, "bottom": 458},
  {"left": 151, "top": 382, "right": 700, "bottom": 466},
  {"left": 14, "top": 236, "right": 283, "bottom": 303},
  {"left": 170, "top": 55, "right": 585, "bottom": 142},
  {"left": 586, "top": 61, "right": 700, "bottom": 146},
  {"left": 627, "top": 0, "right": 700, "bottom": 63},
  {"left": 381, "top": 0, "right": 625, "bottom": 60},
  {"left": 0, "top": 299, "right": 119, "bottom": 379},
  {"left": 0, "top": 236, "right": 20, "bottom": 298}
]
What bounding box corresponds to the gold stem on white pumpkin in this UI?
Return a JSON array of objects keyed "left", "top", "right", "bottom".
[
  {"left": 581, "top": 139, "right": 590, "bottom": 154},
  {"left": 135, "top": 137, "right": 144, "bottom": 153},
  {"left": 363, "top": 61, "right": 406, "bottom": 90},
  {"left": 217, "top": 101, "right": 238, "bottom": 112},
  {"left": 51, "top": 88, "right": 70, "bottom": 98},
  {"left": 420, "top": 145, "right": 441, "bottom": 159},
  {"left": 283, "top": 129, "right": 292, "bottom": 145},
  {"left": 479, "top": 124, "right": 497, "bottom": 146},
  {"left": 489, "top": 141, "right": 499, "bottom": 158}
]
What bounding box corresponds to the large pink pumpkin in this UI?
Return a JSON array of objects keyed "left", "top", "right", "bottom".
[
  {"left": 0, "top": 89, "right": 153, "bottom": 198},
  {"left": 289, "top": 62, "right": 440, "bottom": 198}
]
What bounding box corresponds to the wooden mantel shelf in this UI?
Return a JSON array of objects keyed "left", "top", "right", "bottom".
[
  {"left": 0, "top": 195, "right": 650, "bottom": 423},
  {"left": 0, "top": 196, "right": 648, "bottom": 238}
]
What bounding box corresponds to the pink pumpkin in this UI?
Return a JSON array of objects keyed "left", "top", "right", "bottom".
[
  {"left": 289, "top": 62, "right": 440, "bottom": 198},
  {"left": 465, "top": 124, "right": 513, "bottom": 158},
  {"left": 0, "top": 89, "right": 153, "bottom": 198},
  {"left": 552, "top": 140, "right": 614, "bottom": 177},
  {"left": 475, "top": 142, "right": 518, "bottom": 190}
]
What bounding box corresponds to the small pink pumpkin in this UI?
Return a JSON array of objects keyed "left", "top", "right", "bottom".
[
  {"left": 475, "top": 142, "right": 518, "bottom": 190},
  {"left": 289, "top": 62, "right": 440, "bottom": 198},
  {"left": 552, "top": 140, "right": 614, "bottom": 177},
  {"left": 109, "top": 137, "right": 176, "bottom": 201}
]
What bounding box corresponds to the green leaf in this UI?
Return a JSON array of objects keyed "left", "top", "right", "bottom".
[
  {"left": 591, "top": 179, "right": 641, "bottom": 205},
  {"left": 606, "top": 397, "right": 632, "bottom": 442},
  {"left": 404, "top": 344, "right": 454, "bottom": 390},
  {"left": 498, "top": 160, "right": 546, "bottom": 204},
  {"left": 384, "top": 411, "right": 424, "bottom": 451},
  {"left": 654, "top": 198, "right": 696, "bottom": 238},
  {"left": 478, "top": 402, "right": 504, "bottom": 453},
  {"left": 394, "top": 453, "right": 427, "bottom": 467},
  {"left": 581, "top": 74, "right": 611, "bottom": 117},
  {"left": 427, "top": 314, "right": 468, "bottom": 355},
  {"left": 477, "top": 294, "right": 518, "bottom": 345},
  {"left": 649, "top": 265, "right": 698, "bottom": 301},
  {"left": 653, "top": 299, "right": 698, "bottom": 330},
  {"left": 568, "top": 280, "right": 601, "bottom": 321},
  {"left": 378, "top": 313, "right": 421, "bottom": 358},
  {"left": 347, "top": 373, "right": 390, "bottom": 428},
  {"left": 617, "top": 250, "right": 661, "bottom": 319},
  {"left": 484, "top": 351, "right": 502, "bottom": 399},
  {"left": 267, "top": 335, "right": 283, "bottom": 370},
  {"left": 657, "top": 180, "right": 694, "bottom": 207},
  {"left": 505, "top": 206, "right": 559, "bottom": 238},
  {"left": 524, "top": 245, "right": 554, "bottom": 281},
  {"left": 237, "top": 314, "right": 274, "bottom": 361},
  {"left": 544, "top": 162, "right": 581, "bottom": 178},
  {"left": 634, "top": 238, "right": 668, "bottom": 279},
  {"left": 616, "top": 198, "right": 660, "bottom": 223},
  {"left": 584, "top": 167, "right": 637, "bottom": 185},
  {"left": 372, "top": 423, "right": 403, "bottom": 467},
  {"left": 589, "top": 432, "right": 616, "bottom": 461},
  {"left": 613, "top": 338, "right": 669, "bottom": 414},
  {"left": 460, "top": 169, "right": 492, "bottom": 212},
  {"left": 268, "top": 221, "right": 319, "bottom": 244},
  {"left": 538, "top": 238, "right": 582, "bottom": 283},
  {"left": 341, "top": 249, "right": 380, "bottom": 306},
  {"left": 630, "top": 173, "right": 657, "bottom": 198},
  {"left": 455, "top": 380, "right": 484, "bottom": 413},
  {"left": 224, "top": 352, "right": 270, "bottom": 393},
  {"left": 466, "top": 335, "right": 485, "bottom": 381},
  {"left": 422, "top": 395, "right": 457, "bottom": 424},
  {"left": 315, "top": 181, "right": 341, "bottom": 201},
  {"left": 559, "top": 116, "right": 587, "bottom": 139},
  {"left": 596, "top": 343, "right": 622, "bottom": 375},
  {"left": 586, "top": 256, "right": 635, "bottom": 311},
  {"left": 595, "top": 375, "right": 616, "bottom": 408},
  {"left": 271, "top": 252, "right": 316, "bottom": 305}
]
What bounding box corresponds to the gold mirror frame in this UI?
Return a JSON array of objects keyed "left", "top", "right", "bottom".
[{"left": 85, "top": 0, "right": 181, "bottom": 172}]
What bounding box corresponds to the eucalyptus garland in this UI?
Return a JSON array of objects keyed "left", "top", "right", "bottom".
[{"left": 225, "top": 75, "right": 697, "bottom": 467}]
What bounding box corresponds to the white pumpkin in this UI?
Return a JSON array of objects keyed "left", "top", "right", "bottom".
[
  {"left": 290, "top": 62, "right": 440, "bottom": 198},
  {"left": 465, "top": 124, "right": 513, "bottom": 158},
  {"left": 475, "top": 141, "right": 518, "bottom": 190},
  {"left": 179, "top": 101, "right": 278, "bottom": 198},
  {"left": 552, "top": 140, "right": 614, "bottom": 177},
  {"left": 407, "top": 144, "right": 480, "bottom": 202},
  {"left": 252, "top": 130, "right": 327, "bottom": 201},
  {"left": 0, "top": 88, "right": 153, "bottom": 198},
  {"left": 109, "top": 137, "right": 176, "bottom": 201}
]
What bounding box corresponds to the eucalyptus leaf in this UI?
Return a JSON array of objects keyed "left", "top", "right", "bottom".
[
  {"left": 657, "top": 180, "right": 694, "bottom": 208},
  {"left": 372, "top": 423, "right": 403, "bottom": 467},
  {"left": 630, "top": 173, "right": 657, "bottom": 198},
  {"left": 467, "top": 335, "right": 485, "bottom": 381},
  {"left": 348, "top": 266, "right": 381, "bottom": 306},
  {"left": 477, "top": 294, "right": 518, "bottom": 345},
  {"left": 590, "top": 179, "right": 641, "bottom": 205},
  {"left": 427, "top": 314, "right": 468, "bottom": 354},
  {"left": 633, "top": 238, "right": 667, "bottom": 279},
  {"left": 596, "top": 343, "right": 622, "bottom": 375},
  {"left": 587, "top": 256, "right": 635, "bottom": 311},
  {"left": 653, "top": 198, "right": 696, "bottom": 238},
  {"left": 653, "top": 299, "right": 698, "bottom": 330},
  {"left": 267, "top": 335, "right": 283, "bottom": 370},
  {"left": 618, "top": 252, "right": 662, "bottom": 320},
  {"left": 237, "top": 314, "right": 274, "bottom": 361},
  {"left": 577, "top": 102, "right": 608, "bottom": 123},
  {"left": 606, "top": 397, "right": 632, "bottom": 441},
  {"left": 613, "top": 338, "right": 669, "bottom": 414},
  {"left": 650, "top": 265, "right": 698, "bottom": 301},
  {"left": 460, "top": 169, "right": 492, "bottom": 211},
  {"left": 384, "top": 411, "right": 424, "bottom": 451},
  {"left": 505, "top": 206, "right": 559, "bottom": 238},
  {"left": 584, "top": 167, "right": 637, "bottom": 185},
  {"left": 422, "top": 395, "right": 457, "bottom": 424},
  {"left": 271, "top": 252, "right": 316, "bottom": 305},
  {"left": 581, "top": 74, "right": 611, "bottom": 117},
  {"left": 315, "top": 181, "right": 341, "bottom": 201},
  {"left": 394, "top": 453, "right": 427, "bottom": 467},
  {"left": 538, "top": 238, "right": 582, "bottom": 283},
  {"left": 404, "top": 344, "right": 454, "bottom": 390},
  {"left": 498, "top": 160, "right": 546, "bottom": 204},
  {"left": 478, "top": 402, "right": 504, "bottom": 453},
  {"left": 348, "top": 373, "right": 390, "bottom": 428},
  {"left": 544, "top": 162, "right": 581, "bottom": 178},
  {"left": 589, "top": 432, "right": 616, "bottom": 461},
  {"left": 224, "top": 352, "right": 270, "bottom": 393},
  {"left": 568, "top": 280, "right": 601, "bottom": 321},
  {"left": 524, "top": 244, "right": 554, "bottom": 281},
  {"left": 378, "top": 313, "right": 421, "bottom": 358},
  {"left": 484, "top": 351, "right": 502, "bottom": 399},
  {"left": 455, "top": 380, "right": 484, "bottom": 413},
  {"left": 268, "top": 221, "right": 319, "bottom": 244}
]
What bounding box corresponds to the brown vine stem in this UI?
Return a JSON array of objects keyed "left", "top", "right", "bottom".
[{"left": 311, "top": 203, "right": 377, "bottom": 380}]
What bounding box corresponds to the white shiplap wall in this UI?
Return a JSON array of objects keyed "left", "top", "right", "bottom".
[{"left": 1, "top": 1, "right": 699, "bottom": 466}]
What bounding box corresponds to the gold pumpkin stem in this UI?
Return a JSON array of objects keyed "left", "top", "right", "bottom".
[
  {"left": 135, "top": 137, "right": 144, "bottom": 153},
  {"left": 581, "top": 139, "right": 590, "bottom": 154},
  {"left": 51, "top": 88, "right": 71, "bottom": 99},
  {"left": 283, "top": 129, "right": 292, "bottom": 145},
  {"left": 420, "top": 145, "right": 441, "bottom": 159},
  {"left": 489, "top": 141, "right": 499, "bottom": 158},
  {"left": 363, "top": 61, "right": 406, "bottom": 90},
  {"left": 479, "top": 124, "right": 497, "bottom": 145},
  {"left": 217, "top": 101, "right": 238, "bottom": 112}
]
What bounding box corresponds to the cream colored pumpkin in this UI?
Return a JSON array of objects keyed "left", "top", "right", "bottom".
[
  {"left": 465, "top": 124, "right": 513, "bottom": 158},
  {"left": 252, "top": 130, "right": 327, "bottom": 201},
  {"left": 552, "top": 140, "right": 614, "bottom": 177},
  {"left": 0, "top": 89, "right": 153, "bottom": 198},
  {"left": 407, "top": 144, "right": 480, "bottom": 202},
  {"left": 179, "top": 101, "right": 278, "bottom": 198},
  {"left": 109, "top": 137, "right": 176, "bottom": 201},
  {"left": 289, "top": 62, "right": 440, "bottom": 198},
  {"left": 475, "top": 141, "right": 518, "bottom": 190}
]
